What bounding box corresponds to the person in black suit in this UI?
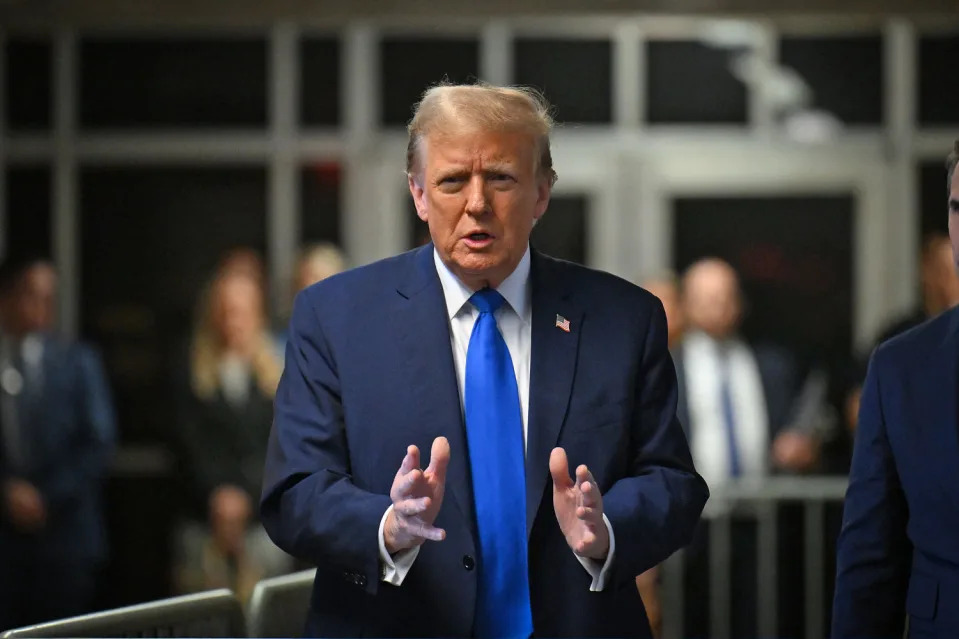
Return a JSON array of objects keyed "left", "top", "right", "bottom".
[
  {"left": 173, "top": 266, "right": 290, "bottom": 601},
  {"left": 0, "top": 257, "right": 116, "bottom": 630}
]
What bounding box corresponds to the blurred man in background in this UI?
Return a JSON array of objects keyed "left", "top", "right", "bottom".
[
  {"left": 675, "top": 257, "right": 817, "bottom": 639},
  {"left": 642, "top": 272, "right": 685, "bottom": 351},
  {"left": 0, "top": 256, "right": 116, "bottom": 630},
  {"left": 677, "top": 257, "right": 818, "bottom": 485}
]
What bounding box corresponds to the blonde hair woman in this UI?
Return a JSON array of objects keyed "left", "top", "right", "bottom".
[{"left": 175, "top": 266, "right": 290, "bottom": 601}]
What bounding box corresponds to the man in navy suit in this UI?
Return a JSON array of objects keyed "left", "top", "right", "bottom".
[
  {"left": 0, "top": 257, "right": 116, "bottom": 630},
  {"left": 832, "top": 140, "right": 959, "bottom": 638},
  {"left": 261, "top": 83, "right": 708, "bottom": 638}
]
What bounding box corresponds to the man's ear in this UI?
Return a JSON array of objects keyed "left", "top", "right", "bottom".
[
  {"left": 409, "top": 173, "right": 428, "bottom": 222},
  {"left": 533, "top": 176, "right": 551, "bottom": 222}
]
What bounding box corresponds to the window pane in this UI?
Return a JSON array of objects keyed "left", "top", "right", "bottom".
[
  {"left": 80, "top": 166, "right": 267, "bottom": 444},
  {"left": 80, "top": 38, "right": 268, "bottom": 129},
  {"left": 5, "top": 165, "right": 51, "bottom": 257},
  {"left": 918, "top": 33, "right": 959, "bottom": 126},
  {"left": 300, "top": 37, "right": 341, "bottom": 127},
  {"left": 646, "top": 41, "right": 748, "bottom": 125},
  {"left": 300, "top": 162, "right": 342, "bottom": 244},
  {"left": 5, "top": 38, "right": 52, "bottom": 131},
  {"left": 919, "top": 159, "right": 951, "bottom": 243},
  {"left": 513, "top": 38, "right": 612, "bottom": 124},
  {"left": 380, "top": 37, "right": 479, "bottom": 127},
  {"left": 779, "top": 35, "right": 883, "bottom": 125},
  {"left": 673, "top": 195, "right": 854, "bottom": 372},
  {"left": 531, "top": 195, "right": 588, "bottom": 264}
]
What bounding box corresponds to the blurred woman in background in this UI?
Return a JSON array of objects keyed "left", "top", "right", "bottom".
[{"left": 173, "top": 263, "right": 291, "bottom": 602}]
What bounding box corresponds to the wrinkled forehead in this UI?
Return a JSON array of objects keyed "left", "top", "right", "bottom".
[{"left": 420, "top": 125, "right": 537, "bottom": 170}]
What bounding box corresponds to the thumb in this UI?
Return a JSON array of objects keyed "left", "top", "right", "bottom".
[
  {"left": 427, "top": 436, "right": 451, "bottom": 484},
  {"left": 549, "top": 447, "right": 573, "bottom": 491}
]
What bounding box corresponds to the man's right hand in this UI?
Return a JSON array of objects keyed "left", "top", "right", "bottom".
[
  {"left": 3, "top": 478, "right": 47, "bottom": 532},
  {"left": 384, "top": 436, "right": 450, "bottom": 554}
]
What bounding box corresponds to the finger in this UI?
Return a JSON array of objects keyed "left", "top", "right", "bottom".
[
  {"left": 576, "top": 506, "right": 599, "bottom": 521},
  {"left": 397, "top": 445, "right": 420, "bottom": 477},
  {"left": 426, "top": 437, "right": 451, "bottom": 484},
  {"left": 394, "top": 469, "right": 423, "bottom": 498},
  {"left": 394, "top": 496, "right": 431, "bottom": 517},
  {"left": 405, "top": 521, "right": 446, "bottom": 542},
  {"left": 575, "top": 464, "right": 591, "bottom": 486},
  {"left": 576, "top": 530, "right": 597, "bottom": 554},
  {"left": 549, "top": 448, "right": 573, "bottom": 490},
  {"left": 580, "top": 480, "right": 601, "bottom": 508}
]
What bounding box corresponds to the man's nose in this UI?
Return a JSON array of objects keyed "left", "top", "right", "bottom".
[{"left": 464, "top": 176, "right": 489, "bottom": 215}]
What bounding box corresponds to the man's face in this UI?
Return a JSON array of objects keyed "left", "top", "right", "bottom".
[
  {"left": 683, "top": 263, "right": 742, "bottom": 340},
  {"left": 949, "top": 169, "right": 959, "bottom": 279},
  {"left": 409, "top": 128, "right": 551, "bottom": 290},
  {"left": 7, "top": 263, "right": 57, "bottom": 335}
]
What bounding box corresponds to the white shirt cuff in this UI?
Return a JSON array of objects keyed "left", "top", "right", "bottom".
[
  {"left": 574, "top": 513, "right": 616, "bottom": 591},
  {"left": 378, "top": 504, "right": 420, "bottom": 585}
]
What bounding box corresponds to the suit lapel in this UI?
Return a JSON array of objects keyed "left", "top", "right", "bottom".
[
  {"left": 392, "top": 245, "right": 474, "bottom": 526},
  {"left": 525, "top": 253, "right": 583, "bottom": 537}
]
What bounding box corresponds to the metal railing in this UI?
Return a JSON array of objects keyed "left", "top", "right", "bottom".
[{"left": 661, "top": 476, "right": 849, "bottom": 639}]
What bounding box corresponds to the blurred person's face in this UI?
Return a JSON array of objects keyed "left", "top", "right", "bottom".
[
  {"left": 4, "top": 263, "right": 57, "bottom": 336},
  {"left": 643, "top": 279, "right": 684, "bottom": 348},
  {"left": 949, "top": 170, "right": 959, "bottom": 300},
  {"left": 296, "top": 259, "right": 340, "bottom": 294},
  {"left": 683, "top": 262, "right": 742, "bottom": 340},
  {"left": 409, "top": 127, "right": 551, "bottom": 290},
  {"left": 213, "top": 275, "right": 263, "bottom": 353}
]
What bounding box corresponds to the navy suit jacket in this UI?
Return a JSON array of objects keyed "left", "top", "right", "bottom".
[
  {"left": 833, "top": 306, "right": 959, "bottom": 638},
  {"left": 261, "top": 245, "right": 708, "bottom": 638},
  {"left": 0, "top": 336, "right": 116, "bottom": 564}
]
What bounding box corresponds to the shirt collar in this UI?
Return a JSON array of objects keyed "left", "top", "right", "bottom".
[{"left": 432, "top": 246, "right": 531, "bottom": 324}]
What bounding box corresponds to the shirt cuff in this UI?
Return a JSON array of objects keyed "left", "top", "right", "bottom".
[
  {"left": 378, "top": 504, "right": 420, "bottom": 585},
  {"left": 574, "top": 513, "right": 616, "bottom": 592}
]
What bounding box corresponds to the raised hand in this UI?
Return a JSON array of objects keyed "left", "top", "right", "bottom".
[
  {"left": 549, "top": 447, "right": 610, "bottom": 560},
  {"left": 383, "top": 436, "right": 450, "bottom": 554}
]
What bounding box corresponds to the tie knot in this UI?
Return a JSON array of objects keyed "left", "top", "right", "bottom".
[{"left": 469, "top": 288, "right": 505, "bottom": 315}]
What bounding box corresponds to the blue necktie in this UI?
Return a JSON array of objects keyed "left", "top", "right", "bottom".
[
  {"left": 464, "top": 289, "right": 533, "bottom": 639},
  {"left": 719, "top": 349, "right": 742, "bottom": 478}
]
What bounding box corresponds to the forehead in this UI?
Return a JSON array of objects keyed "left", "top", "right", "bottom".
[{"left": 422, "top": 128, "right": 535, "bottom": 169}]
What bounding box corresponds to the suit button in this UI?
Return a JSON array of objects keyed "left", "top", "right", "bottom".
[
  {"left": 463, "top": 555, "right": 475, "bottom": 571},
  {"left": 357, "top": 575, "right": 367, "bottom": 587}
]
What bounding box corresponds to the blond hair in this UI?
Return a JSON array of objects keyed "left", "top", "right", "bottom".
[
  {"left": 297, "top": 243, "right": 347, "bottom": 284},
  {"left": 406, "top": 82, "right": 558, "bottom": 187},
  {"left": 190, "top": 271, "right": 281, "bottom": 401}
]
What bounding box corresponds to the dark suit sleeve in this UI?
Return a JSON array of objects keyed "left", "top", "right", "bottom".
[
  {"left": 831, "top": 349, "right": 911, "bottom": 639},
  {"left": 260, "top": 290, "right": 392, "bottom": 594},
  {"left": 41, "top": 344, "right": 117, "bottom": 505},
  {"left": 602, "top": 299, "right": 709, "bottom": 582}
]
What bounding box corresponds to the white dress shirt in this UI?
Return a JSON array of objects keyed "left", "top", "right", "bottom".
[
  {"left": 378, "top": 247, "right": 615, "bottom": 591},
  {"left": 682, "top": 331, "right": 769, "bottom": 514}
]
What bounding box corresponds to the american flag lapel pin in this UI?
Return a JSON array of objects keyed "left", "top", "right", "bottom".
[{"left": 555, "top": 314, "right": 571, "bottom": 333}]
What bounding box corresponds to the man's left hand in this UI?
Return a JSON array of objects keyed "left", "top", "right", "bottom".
[{"left": 549, "top": 447, "right": 609, "bottom": 560}]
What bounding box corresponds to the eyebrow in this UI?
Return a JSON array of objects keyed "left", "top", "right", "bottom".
[{"left": 951, "top": 198, "right": 959, "bottom": 212}]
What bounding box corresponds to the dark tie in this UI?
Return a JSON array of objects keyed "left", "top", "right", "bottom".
[
  {"left": 719, "top": 348, "right": 742, "bottom": 478},
  {"left": 464, "top": 289, "right": 533, "bottom": 639}
]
